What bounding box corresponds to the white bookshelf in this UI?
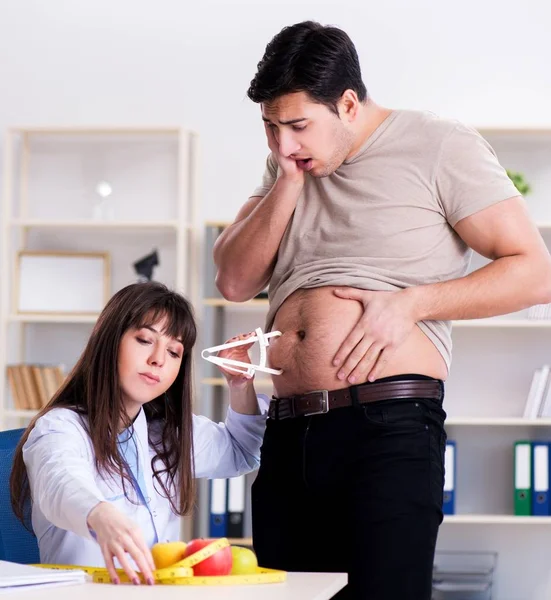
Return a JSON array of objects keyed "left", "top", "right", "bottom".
[
  {"left": 4, "top": 410, "right": 39, "bottom": 419},
  {"left": 446, "top": 417, "right": 551, "bottom": 426},
  {"left": 443, "top": 514, "right": 551, "bottom": 525},
  {"left": 9, "top": 219, "right": 185, "bottom": 231},
  {"left": 0, "top": 124, "right": 201, "bottom": 542},
  {"left": 7, "top": 314, "right": 100, "bottom": 324},
  {"left": 197, "top": 222, "right": 274, "bottom": 546},
  {"left": 204, "top": 298, "right": 269, "bottom": 308},
  {"left": 0, "top": 125, "right": 200, "bottom": 424},
  {"left": 437, "top": 126, "right": 551, "bottom": 600},
  {"left": 453, "top": 318, "right": 551, "bottom": 328}
]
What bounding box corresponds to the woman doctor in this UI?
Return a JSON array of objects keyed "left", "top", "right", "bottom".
[{"left": 10, "top": 281, "right": 266, "bottom": 586}]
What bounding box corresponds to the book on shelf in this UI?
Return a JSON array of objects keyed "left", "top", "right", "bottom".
[
  {"left": 514, "top": 440, "right": 551, "bottom": 516},
  {"left": 208, "top": 475, "right": 247, "bottom": 539},
  {"left": 523, "top": 364, "right": 551, "bottom": 418},
  {"left": 6, "top": 364, "right": 65, "bottom": 411},
  {"left": 443, "top": 440, "right": 456, "bottom": 515},
  {"left": 528, "top": 303, "right": 551, "bottom": 319}
]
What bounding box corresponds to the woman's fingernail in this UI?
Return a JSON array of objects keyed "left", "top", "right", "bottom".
[
  {"left": 113, "top": 578, "right": 120, "bottom": 585},
  {"left": 133, "top": 577, "right": 140, "bottom": 585},
  {"left": 147, "top": 577, "right": 155, "bottom": 585},
  {"left": 333, "top": 359, "right": 340, "bottom": 366},
  {"left": 349, "top": 375, "right": 356, "bottom": 383},
  {"left": 338, "top": 371, "right": 345, "bottom": 380}
]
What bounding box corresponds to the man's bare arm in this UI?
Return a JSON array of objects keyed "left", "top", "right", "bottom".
[
  {"left": 407, "top": 196, "right": 551, "bottom": 320},
  {"left": 214, "top": 176, "right": 303, "bottom": 301}
]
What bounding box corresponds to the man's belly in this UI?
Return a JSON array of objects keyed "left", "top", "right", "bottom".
[{"left": 267, "top": 286, "right": 448, "bottom": 397}]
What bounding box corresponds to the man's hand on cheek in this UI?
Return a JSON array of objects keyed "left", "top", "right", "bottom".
[
  {"left": 264, "top": 124, "right": 304, "bottom": 183},
  {"left": 331, "top": 288, "right": 418, "bottom": 383}
]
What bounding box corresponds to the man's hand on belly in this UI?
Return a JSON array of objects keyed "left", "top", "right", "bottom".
[{"left": 331, "top": 287, "right": 418, "bottom": 383}]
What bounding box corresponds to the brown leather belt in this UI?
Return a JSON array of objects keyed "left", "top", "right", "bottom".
[{"left": 268, "top": 379, "right": 443, "bottom": 420}]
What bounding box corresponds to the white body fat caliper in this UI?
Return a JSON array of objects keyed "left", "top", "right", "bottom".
[{"left": 201, "top": 327, "right": 283, "bottom": 376}]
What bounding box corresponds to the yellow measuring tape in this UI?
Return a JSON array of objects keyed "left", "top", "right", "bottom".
[{"left": 35, "top": 538, "right": 286, "bottom": 586}]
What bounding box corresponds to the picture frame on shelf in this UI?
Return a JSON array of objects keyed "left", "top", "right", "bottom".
[{"left": 14, "top": 250, "right": 111, "bottom": 316}]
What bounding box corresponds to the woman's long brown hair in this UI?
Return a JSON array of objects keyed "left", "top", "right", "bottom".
[{"left": 10, "top": 281, "right": 197, "bottom": 527}]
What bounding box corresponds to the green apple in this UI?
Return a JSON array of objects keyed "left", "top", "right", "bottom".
[{"left": 230, "top": 546, "right": 258, "bottom": 575}]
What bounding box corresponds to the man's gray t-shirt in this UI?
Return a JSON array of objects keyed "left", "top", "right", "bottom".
[{"left": 251, "top": 110, "right": 519, "bottom": 371}]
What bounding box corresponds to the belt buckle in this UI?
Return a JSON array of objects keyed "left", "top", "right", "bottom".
[{"left": 303, "top": 390, "right": 329, "bottom": 416}]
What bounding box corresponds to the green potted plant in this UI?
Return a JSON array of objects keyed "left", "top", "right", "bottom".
[{"left": 506, "top": 170, "right": 531, "bottom": 195}]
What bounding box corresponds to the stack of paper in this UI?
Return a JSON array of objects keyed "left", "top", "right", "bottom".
[{"left": 0, "top": 560, "right": 86, "bottom": 593}]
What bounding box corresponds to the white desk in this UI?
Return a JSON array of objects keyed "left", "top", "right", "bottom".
[{"left": 13, "top": 572, "right": 348, "bottom": 600}]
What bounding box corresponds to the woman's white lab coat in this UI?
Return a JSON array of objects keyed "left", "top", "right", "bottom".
[{"left": 23, "top": 399, "right": 268, "bottom": 567}]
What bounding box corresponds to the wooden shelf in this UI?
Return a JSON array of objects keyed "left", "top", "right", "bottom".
[
  {"left": 443, "top": 514, "right": 551, "bottom": 525},
  {"left": 8, "top": 314, "right": 99, "bottom": 323},
  {"left": 204, "top": 298, "right": 269, "bottom": 307},
  {"left": 205, "top": 221, "right": 231, "bottom": 228},
  {"left": 5, "top": 409, "right": 38, "bottom": 419},
  {"left": 453, "top": 318, "right": 551, "bottom": 328},
  {"left": 475, "top": 126, "right": 551, "bottom": 135},
  {"left": 10, "top": 126, "right": 183, "bottom": 135},
  {"left": 446, "top": 417, "right": 551, "bottom": 426},
  {"left": 10, "top": 219, "right": 183, "bottom": 230},
  {"left": 227, "top": 537, "right": 253, "bottom": 546}
]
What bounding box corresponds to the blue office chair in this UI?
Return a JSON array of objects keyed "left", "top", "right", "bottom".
[{"left": 0, "top": 428, "right": 40, "bottom": 563}]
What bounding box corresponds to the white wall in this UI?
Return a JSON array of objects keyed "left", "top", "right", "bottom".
[
  {"left": 2, "top": 1, "right": 551, "bottom": 598},
  {"left": 1, "top": 0, "right": 550, "bottom": 223}
]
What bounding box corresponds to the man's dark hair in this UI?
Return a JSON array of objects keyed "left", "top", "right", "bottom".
[{"left": 247, "top": 21, "right": 368, "bottom": 115}]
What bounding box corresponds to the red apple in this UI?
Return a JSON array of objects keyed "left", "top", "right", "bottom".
[{"left": 183, "top": 538, "right": 232, "bottom": 576}]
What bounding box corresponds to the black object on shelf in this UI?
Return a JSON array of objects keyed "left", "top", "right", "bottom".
[
  {"left": 255, "top": 288, "right": 269, "bottom": 299},
  {"left": 134, "top": 249, "right": 159, "bottom": 282}
]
